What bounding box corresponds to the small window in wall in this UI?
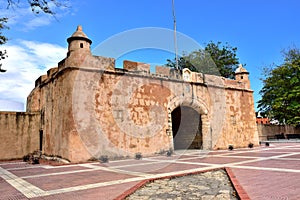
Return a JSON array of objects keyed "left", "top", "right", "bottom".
[
  {"left": 80, "top": 43, "right": 83, "bottom": 48},
  {"left": 241, "top": 76, "right": 244, "bottom": 79}
]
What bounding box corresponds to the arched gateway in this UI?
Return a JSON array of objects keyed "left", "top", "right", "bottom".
[
  {"left": 172, "top": 106, "right": 202, "bottom": 149},
  {"left": 167, "top": 98, "right": 211, "bottom": 151}
]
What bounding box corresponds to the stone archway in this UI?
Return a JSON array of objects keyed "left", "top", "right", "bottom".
[
  {"left": 171, "top": 106, "right": 202, "bottom": 150},
  {"left": 168, "top": 97, "right": 211, "bottom": 150}
]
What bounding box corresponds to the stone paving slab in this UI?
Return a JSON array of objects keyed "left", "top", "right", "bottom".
[
  {"left": 171, "top": 154, "right": 203, "bottom": 159},
  {"left": 0, "top": 162, "right": 32, "bottom": 169},
  {"left": 0, "top": 177, "right": 28, "bottom": 200},
  {"left": 150, "top": 163, "right": 206, "bottom": 174},
  {"left": 0, "top": 143, "right": 300, "bottom": 199},
  {"left": 239, "top": 159, "right": 300, "bottom": 170},
  {"left": 286, "top": 146, "right": 300, "bottom": 149},
  {"left": 30, "top": 181, "right": 141, "bottom": 200},
  {"left": 179, "top": 157, "right": 255, "bottom": 165},
  {"left": 10, "top": 166, "right": 87, "bottom": 177},
  {"left": 225, "top": 152, "right": 288, "bottom": 157},
  {"left": 230, "top": 168, "right": 300, "bottom": 200},
  {"left": 264, "top": 148, "right": 300, "bottom": 152},
  {"left": 24, "top": 170, "right": 136, "bottom": 191},
  {"left": 102, "top": 159, "right": 154, "bottom": 167},
  {"left": 142, "top": 155, "right": 183, "bottom": 161},
  {"left": 280, "top": 154, "right": 300, "bottom": 159}
]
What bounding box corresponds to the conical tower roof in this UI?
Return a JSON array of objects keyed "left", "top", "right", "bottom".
[
  {"left": 235, "top": 64, "right": 249, "bottom": 74},
  {"left": 67, "top": 25, "right": 92, "bottom": 44}
]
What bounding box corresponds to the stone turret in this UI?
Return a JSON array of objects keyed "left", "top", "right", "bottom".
[
  {"left": 235, "top": 64, "right": 250, "bottom": 89},
  {"left": 59, "top": 25, "right": 92, "bottom": 68},
  {"left": 67, "top": 25, "right": 92, "bottom": 56}
]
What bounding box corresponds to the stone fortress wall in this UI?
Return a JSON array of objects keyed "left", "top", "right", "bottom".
[
  {"left": 0, "top": 112, "right": 40, "bottom": 160},
  {"left": 0, "top": 26, "right": 259, "bottom": 162}
]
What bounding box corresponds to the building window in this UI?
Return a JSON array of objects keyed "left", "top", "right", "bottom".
[
  {"left": 80, "top": 43, "right": 83, "bottom": 48},
  {"left": 241, "top": 76, "right": 243, "bottom": 79}
]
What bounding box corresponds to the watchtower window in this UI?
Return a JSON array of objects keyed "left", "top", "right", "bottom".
[
  {"left": 241, "top": 76, "right": 243, "bottom": 79},
  {"left": 80, "top": 43, "right": 83, "bottom": 48}
]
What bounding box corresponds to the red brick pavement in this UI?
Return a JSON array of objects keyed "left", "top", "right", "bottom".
[
  {"left": 0, "top": 143, "right": 299, "bottom": 200},
  {"left": 230, "top": 168, "right": 300, "bottom": 200},
  {"left": 10, "top": 166, "right": 87, "bottom": 177},
  {"left": 179, "top": 156, "right": 254, "bottom": 164},
  {"left": 24, "top": 170, "right": 135, "bottom": 191},
  {"left": 226, "top": 152, "right": 286, "bottom": 157},
  {"left": 0, "top": 177, "right": 28, "bottom": 200},
  {"left": 30, "top": 181, "right": 141, "bottom": 200}
]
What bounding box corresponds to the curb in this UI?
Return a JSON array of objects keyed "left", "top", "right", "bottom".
[
  {"left": 225, "top": 167, "right": 251, "bottom": 200},
  {"left": 114, "top": 179, "right": 149, "bottom": 200}
]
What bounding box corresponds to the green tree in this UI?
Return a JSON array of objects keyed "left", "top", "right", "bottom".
[
  {"left": 0, "top": 0, "right": 67, "bottom": 72},
  {"left": 166, "top": 41, "right": 240, "bottom": 79},
  {"left": 258, "top": 48, "right": 300, "bottom": 126},
  {"left": 0, "top": 17, "right": 8, "bottom": 72}
]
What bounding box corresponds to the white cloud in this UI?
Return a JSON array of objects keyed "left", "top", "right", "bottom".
[
  {"left": 0, "top": 0, "right": 73, "bottom": 30},
  {"left": 0, "top": 40, "right": 66, "bottom": 110},
  {"left": 23, "top": 15, "right": 53, "bottom": 30},
  {"left": 0, "top": 99, "right": 24, "bottom": 111}
]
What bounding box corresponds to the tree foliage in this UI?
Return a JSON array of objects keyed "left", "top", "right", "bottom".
[
  {"left": 258, "top": 47, "right": 300, "bottom": 126},
  {"left": 0, "top": 0, "right": 68, "bottom": 72},
  {"left": 166, "top": 41, "right": 240, "bottom": 79},
  {"left": 0, "top": 17, "right": 9, "bottom": 45},
  {"left": 6, "top": 0, "right": 67, "bottom": 14},
  {"left": 0, "top": 17, "right": 9, "bottom": 71}
]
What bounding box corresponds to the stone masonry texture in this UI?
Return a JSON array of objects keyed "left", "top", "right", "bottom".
[
  {"left": 0, "top": 26, "right": 259, "bottom": 162},
  {"left": 126, "top": 170, "right": 238, "bottom": 200}
]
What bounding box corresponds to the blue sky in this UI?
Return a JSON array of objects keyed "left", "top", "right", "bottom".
[{"left": 0, "top": 0, "right": 300, "bottom": 111}]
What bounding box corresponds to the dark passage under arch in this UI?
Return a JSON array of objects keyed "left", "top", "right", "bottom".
[
  {"left": 39, "top": 130, "right": 43, "bottom": 151},
  {"left": 171, "top": 106, "right": 202, "bottom": 150}
]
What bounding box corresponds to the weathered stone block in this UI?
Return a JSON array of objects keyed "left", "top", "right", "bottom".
[
  {"left": 156, "top": 66, "right": 170, "bottom": 76},
  {"left": 123, "top": 60, "right": 150, "bottom": 73}
]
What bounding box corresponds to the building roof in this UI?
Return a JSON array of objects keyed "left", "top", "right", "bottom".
[
  {"left": 235, "top": 64, "right": 249, "bottom": 74},
  {"left": 67, "top": 25, "right": 92, "bottom": 44}
]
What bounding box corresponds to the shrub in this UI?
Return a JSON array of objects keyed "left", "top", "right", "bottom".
[
  {"left": 32, "top": 157, "right": 40, "bottom": 164},
  {"left": 23, "top": 154, "right": 30, "bottom": 162},
  {"left": 88, "top": 157, "right": 98, "bottom": 162},
  {"left": 135, "top": 152, "right": 142, "bottom": 160},
  {"left": 99, "top": 155, "right": 109, "bottom": 163},
  {"left": 166, "top": 149, "right": 173, "bottom": 157},
  {"left": 265, "top": 142, "right": 270, "bottom": 147},
  {"left": 248, "top": 143, "right": 254, "bottom": 148},
  {"left": 23, "top": 151, "right": 41, "bottom": 164}
]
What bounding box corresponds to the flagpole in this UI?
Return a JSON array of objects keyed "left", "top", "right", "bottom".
[{"left": 172, "top": 0, "right": 179, "bottom": 70}]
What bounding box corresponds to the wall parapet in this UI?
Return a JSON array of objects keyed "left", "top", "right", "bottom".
[
  {"left": 34, "top": 55, "right": 250, "bottom": 92},
  {"left": 0, "top": 111, "right": 40, "bottom": 160}
]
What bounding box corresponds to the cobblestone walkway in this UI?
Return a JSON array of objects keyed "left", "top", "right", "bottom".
[{"left": 126, "top": 170, "right": 238, "bottom": 200}]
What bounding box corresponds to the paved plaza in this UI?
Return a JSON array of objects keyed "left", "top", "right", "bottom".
[{"left": 0, "top": 142, "right": 300, "bottom": 199}]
